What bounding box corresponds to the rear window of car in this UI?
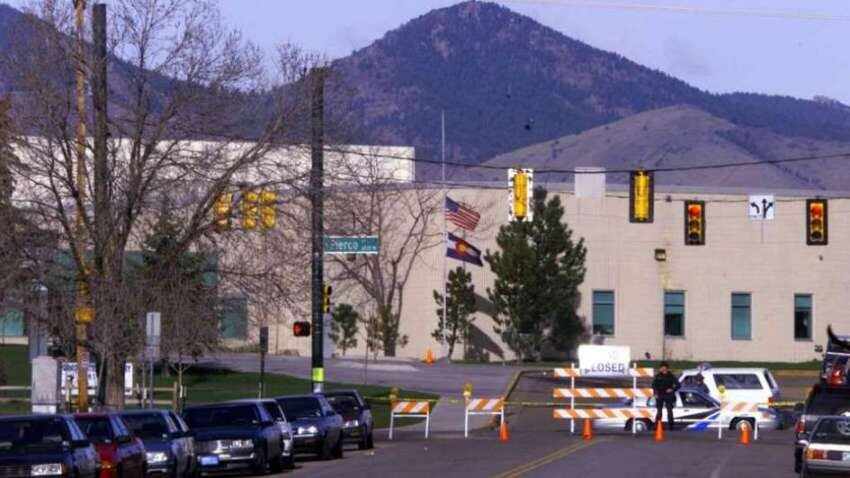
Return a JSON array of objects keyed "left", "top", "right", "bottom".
[
  {"left": 326, "top": 394, "right": 360, "bottom": 413},
  {"left": 121, "top": 413, "right": 170, "bottom": 438},
  {"left": 807, "top": 390, "right": 850, "bottom": 416},
  {"left": 278, "top": 398, "right": 322, "bottom": 420},
  {"left": 713, "top": 373, "right": 762, "bottom": 390},
  {"left": 0, "top": 418, "right": 70, "bottom": 453},
  {"left": 75, "top": 417, "right": 113, "bottom": 443},
  {"left": 811, "top": 417, "right": 850, "bottom": 443},
  {"left": 184, "top": 405, "right": 258, "bottom": 428}
]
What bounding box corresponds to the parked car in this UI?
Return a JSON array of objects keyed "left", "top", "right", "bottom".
[
  {"left": 120, "top": 410, "right": 195, "bottom": 478},
  {"left": 594, "top": 387, "right": 779, "bottom": 432},
  {"left": 794, "top": 384, "right": 850, "bottom": 473},
  {"left": 230, "top": 399, "right": 294, "bottom": 469},
  {"left": 324, "top": 390, "right": 374, "bottom": 449},
  {"left": 274, "top": 394, "right": 344, "bottom": 460},
  {"left": 74, "top": 413, "right": 146, "bottom": 478},
  {"left": 182, "top": 401, "right": 285, "bottom": 475},
  {"left": 0, "top": 414, "right": 100, "bottom": 478},
  {"left": 679, "top": 367, "right": 780, "bottom": 405},
  {"left": 799, "top": 415, "right": 850, "bottom": 477}
]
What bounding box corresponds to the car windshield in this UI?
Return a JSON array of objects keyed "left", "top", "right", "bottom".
[
  {"left": 183, "top": 406, "right": 258, "bottom": 428},
  {"left": 121, "top": 414, "right": 169, "bottom": 439},
  {"left": 278, "top": 398, "right": 322, "bottom": 419},
  {"left": 326, "top": 395, "right": 360, "bottom": 413},
  {"left": 811, "top": 418, "right": 850, "bottom": 443},
  {"left": 0, "top": 418, "right": 70, "bottom": 453},
  {"left": 807, "top": 390, "right": 850, "bottom": 416},
  {"left": 75, "top": 417, "right": 113, "bottom": 443}
]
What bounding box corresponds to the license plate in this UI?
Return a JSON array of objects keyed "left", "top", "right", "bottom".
[
  {"left": 843, "top": 452, "right": 850, "bottom": 461},
  {"left": 200, "top": 455, "right": 220, "bottom": 466}
]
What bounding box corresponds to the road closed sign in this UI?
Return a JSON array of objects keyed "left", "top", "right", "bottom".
[{"left": 578, "top": 345, "right": 631, "bottom": 377}]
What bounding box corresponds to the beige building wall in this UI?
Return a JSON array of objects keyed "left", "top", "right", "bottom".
[{"left": 262, "top": 184, "right": 850, "bottom": 363}]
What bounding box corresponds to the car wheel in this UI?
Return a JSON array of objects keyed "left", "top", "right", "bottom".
[
  {"left": 332, "top": 434, "right": 344, "bottom": 459},
  {"left": 251, "top": 448, "right": 267, "bottom": 476},
  {"left": 319, "top": 436, "right": 333, "bottom": 461},
  {"left": 366, "top": 431, "right": 374, "bottom": 449},
  {"left": 358, "top": 426, "right": 369, "bottom": 450},
  {"left": 269, "top": 454, "right": 283, "bottom": 474},
  {"left": 732, "top": 418, "right": 755, "bottom": 431},
  {"left": 282, "top": 455, "right": 295, "bottom": 470}
]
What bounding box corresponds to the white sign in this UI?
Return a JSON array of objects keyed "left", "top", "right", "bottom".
[
  {"left": 61, "top": 362, "right": 134, "bottom": 397},
  {"left": 578, "top": 345, "right": 631, "bottom": 377},
  {"left": 748, "top": 195, "right": 775, "bottom": 220},
  {"left": 145, "top": 312, "right": 162, "bottom": 360}
]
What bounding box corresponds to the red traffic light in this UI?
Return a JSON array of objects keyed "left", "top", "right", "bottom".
[
  {"left": 806, "top": 199, "right": 828, "bottom": 245},
  {"left": 293, "top": 321, "right": 311, "bottom": 337},
  {"left": 684, "top": 200, "right": 705, "bottom": 246}
]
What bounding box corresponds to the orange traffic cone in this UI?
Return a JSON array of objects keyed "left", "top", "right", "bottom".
[
  {"left": 582, "top": 419, "right": 593, "bottom": 441},
  {"left": 739, "top": 422, "right": 751, "bottom": 446},
  {"left": 654, "top": 421, "right": 665, "bottom": 442},
  {"left": 424, "top": 348, "right": 434, "bottom": 365},
  {"left": 499, "top": 419, "right": 510, "bottom": 442}
]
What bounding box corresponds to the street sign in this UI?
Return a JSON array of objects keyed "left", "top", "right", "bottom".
[
  {"left": 145, "top": 312, "right": 161, "bottom": 361},
  {"left": 323, "top": 236, "right": 379, "bottom": 255},
  {"left": 61, "top": 362, "right": 134, "bottom": 397},
  {"left": 578, "top": 345, "right": 631, "bottom": 377},
  {"left": 748, "top": 195, "right": 775, "bottom": 220}
]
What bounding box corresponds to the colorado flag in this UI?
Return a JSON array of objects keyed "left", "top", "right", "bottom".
[{"left": 446, "top": 232, "right": 483, "bottom": 266}]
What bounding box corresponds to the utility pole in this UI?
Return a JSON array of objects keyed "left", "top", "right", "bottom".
[
  {"left": 310, "top": 67, "right": 326, "bottom": 393},
  {"left": 73, "top": 0, "right": 91, "bottom": 412}
]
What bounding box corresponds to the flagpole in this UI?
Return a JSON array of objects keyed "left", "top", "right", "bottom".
[{"left": 441, "top": 110, "right": 449, "bottom": 360}]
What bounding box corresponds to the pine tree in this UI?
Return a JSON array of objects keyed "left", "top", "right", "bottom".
[
  {"left": 485, "top": 188, "right": 587, "bottom": 361},
  {"left": 432, "top": 267, "right": 476, "bottom": 360},
  {"left": 330, "top": 303, "right": 359, "bottom": 356}
]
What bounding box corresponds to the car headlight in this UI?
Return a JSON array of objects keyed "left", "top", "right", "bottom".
[
  {"left": 297, "top": 425, "right": 319, "bottom": 435},
  {"left": 146, "top": 451, "right": 169, "bottom": 464},
  {"left": 344, "top": 419, "right": 360, "bottom": 428},
  {"left": 31, "top": 464, "right": 64, "bottom": 476}
]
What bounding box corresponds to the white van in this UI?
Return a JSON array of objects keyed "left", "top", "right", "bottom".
[{"left": 679, "top": 367, "right": 780, "bottom": 405}]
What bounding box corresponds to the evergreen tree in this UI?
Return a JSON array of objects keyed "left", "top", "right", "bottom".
[
  {"left": 330, "top": 303, "right": 359, "bottom": 356},
  {"left": 432, "top": 267, "right": 476, "bottom": 359},
  {"left": 485, "top": 188, "right": 587, "bottom": 361}
]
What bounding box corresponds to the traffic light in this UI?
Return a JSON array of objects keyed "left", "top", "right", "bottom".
[
  {"left": 260, "top": 189, "right": 277, "bottom": 230},
  {"left": 806, "top": 199, "right": 828, "bottom": 245},
  {"left": 684, "top": 200, "right": 705, "bottom": 245},
  {"left": 241, "top": 190, "right": 259, "bottom": 229},
  {"left": 322, "top": 284, "right": 332, "bottom": 313},
  {"left": 509, "top": 168, "right": 533, "bottom": 222},
  {"left": 213, "top": 193, "right": 233, "bottom": 231},
  {"left": 293, "top": 321, "right": 311, "bottom": 337},
  {"left": 629, "top": 170, "right": 654, "bottom": 223}
]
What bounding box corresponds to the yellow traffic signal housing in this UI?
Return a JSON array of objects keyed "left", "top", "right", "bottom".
[
  {"left": 322, "top": 284, "right": 333, "bottom": 313},
  {"left": 241, "top": 190, "right": 259, "bottom": 229},
  {"left": 807, "top": 199, "right": 828, "bottom": 245},
  {"left": 214, "top": 193, "right": 233, "bottom": 231},
  {"left": 684, "top": 200, "right": 705, "bottom": 245},
  {"left": 513, "top": 170, "right": 528, "bottom": 220},
  {"left": 260, "top": 189, "right": 277, "bottom": 230},
  {"left": 629, "top": 170, "right": 654, "bottom": 223}
]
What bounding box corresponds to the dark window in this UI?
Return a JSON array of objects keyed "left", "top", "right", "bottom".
[
  {"left": 592, "top": 291, "right": 615, "bottom": 336},
  {"left": 0, "top": 308, "right": 24, "bottom": 337},
  {"left": 326, "top": 394, "right": 361, "bottom": 414},
  {"left": 262, "top": 402, "right": 285, "bottom": 421},
  {"left": 807, "top": 390, "right": 850, "bottom": 415},
  {"left": 183, "top": 405, "right": 258, "bottom": 429},
  {"left": 731, "top": 293, "right": 751, "bottom": 340},
  {"left": 0, "top": 418, "right": 70, "bottom": 453},
  {"left": 664, "top": 291, "right": 685, "bottom": 337},
  {"left": 76, "top": 417, "right": 113, "bottom": 443},
  {"left": 681, "top": 392, "right": 712, "bottom": 408},
  {"left": 810, "top": 417, "right": 850, "bottom": 444},
  {"left": 277, "top": 398, "right": 323, "bottom": 420},
  {"left": 121, "top": 414, "right": 169, "bottom": 438},
  {"left": 220, "top": 297, "right": 248, "bottom": 340},
  {"left": 795, "top": 294, "right": 813, "bottom": 340},
  {"left": 714, "top": 373, "right": 761, "bottom": 390}
]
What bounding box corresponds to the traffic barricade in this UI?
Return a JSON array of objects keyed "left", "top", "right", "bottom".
[
  {"left": 464, "top": 398, "right": 505, "bottom": 438},
  {"left": 389, "top": 400, "right": 431, "bottom": 440}
]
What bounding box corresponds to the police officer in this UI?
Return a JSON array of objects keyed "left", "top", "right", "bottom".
[
  {"left": 652, "top": 361, "right": 681, "bottom": 430},
  {"left": 694, "top": 374, "right": 710, "bottom": 395}
]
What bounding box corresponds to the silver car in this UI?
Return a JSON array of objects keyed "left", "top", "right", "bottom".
[
  {"left": 800, "top": 416, "right": 850, "bottom": 477},
  {"left": 591, "top": 388, "right": 780, "bottom": 432}
]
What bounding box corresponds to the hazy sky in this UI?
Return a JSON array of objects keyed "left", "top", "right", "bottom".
[{"left": 6, "top": 0, "right": 850, "bottom": 103}]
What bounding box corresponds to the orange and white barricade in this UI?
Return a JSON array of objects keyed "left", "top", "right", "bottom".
[
  {"left": 389, "top": 400, "right": 431, "bottom": 440},
  {"left": 553, "top": 388, "right": 653, "bottom": 399},
  {"left": 717, "top": 402, "right": 766, "bottom": 440},
  {"left": 553, "top": 408, "right": 654, "bottom": 420},
  {"left": 464, "top": 398, "right": 505, "bottom": 438}
]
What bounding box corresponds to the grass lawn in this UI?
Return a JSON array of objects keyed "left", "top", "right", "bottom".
[{"left": 0, "top": 345, "right": 436, "bottom": 427}]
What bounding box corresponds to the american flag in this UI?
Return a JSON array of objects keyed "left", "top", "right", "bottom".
[{"left": 445, "top": 196, "right": 480, "bottom": 231}]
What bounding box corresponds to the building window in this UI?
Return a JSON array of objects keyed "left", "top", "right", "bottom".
[
  {"left": 731, "top": 293, "right": 751, "bottom": 340},
  {"left": 220, "top": 297, "right": 248, "bottom": 340},
  {"left": 0, "top": 308, "right": 24, "bottom": 337},
  {"left": 794, "top": 294, "right": 812, "bottom": 340},
  {"left": 664, "top": 291, "right": 685, "bottom": 337},
  {"left": 592, "top": 290, "right": 615, "bottom": 336}
]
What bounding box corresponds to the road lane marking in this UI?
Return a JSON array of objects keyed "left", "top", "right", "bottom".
[{"left": 493, "top": 438, "right": 608, "bottom": 478}]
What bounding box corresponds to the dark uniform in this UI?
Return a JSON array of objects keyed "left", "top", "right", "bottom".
[{"left": 652, "top": 370, "right": 681, "bottom": 430}]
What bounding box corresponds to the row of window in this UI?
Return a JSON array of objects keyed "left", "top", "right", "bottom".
[{"left": 591, "top": 290, "right": 813, "bottom": 340}]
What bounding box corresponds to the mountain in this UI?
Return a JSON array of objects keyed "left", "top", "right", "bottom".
[
  {"left": 480, "top": 105, "right": 850, "bottom": 190},
  {"left": 331, "top": 1, "right": 850, "bottom": 181}
]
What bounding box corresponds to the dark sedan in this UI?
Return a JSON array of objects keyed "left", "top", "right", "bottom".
[
  {"left": 120, "top": 410, "right": 195, "bottom": 478},
  {"left": 74, "top": 413, "right": 146, "bottom": 478},
  {"left": 275, "top": 394, "right": 344, "bottom": 460},
  {"left": 0, "top": 414, "right": 100, "bottom": 478},
  {"left": 325, "top": 390, "right": 374, "bottom": 450},
  {"left": 183, "top": 402, "right": 285, "bottom": 475}
]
